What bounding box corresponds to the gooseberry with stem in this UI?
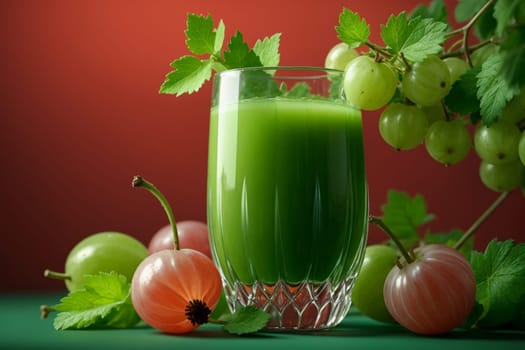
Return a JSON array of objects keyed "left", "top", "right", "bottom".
[
  {"left": 148, "top": 221, "right": 211, "bottom": 258},
  {"left": 130, "top": 176, "right": 222, "bottom": 334},
  {"left": 370, "top": 217, "right": 476, "bottom": 335},
  {"left": 370, "top": 192, "right": 510, "bottom": 335},
  {"left": 44, "top": 231, "right": 148, "bottom": 292}
]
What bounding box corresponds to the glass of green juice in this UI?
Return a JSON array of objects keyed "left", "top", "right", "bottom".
[{"left": 207, "top": 66, "right": 368, "bottom": 330}]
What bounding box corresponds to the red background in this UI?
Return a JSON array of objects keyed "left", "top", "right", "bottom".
[{"left": 1, "top": 0, "right": 523, "bottom": 292}]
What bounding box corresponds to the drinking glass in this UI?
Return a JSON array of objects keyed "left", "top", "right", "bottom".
[{"left": 207, "top": 67, "right": 368, "bottom": 330}]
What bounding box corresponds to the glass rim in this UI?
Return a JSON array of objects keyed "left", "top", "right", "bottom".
[{"left": 217, "top": 66, "right": 344, "bottom": 79}]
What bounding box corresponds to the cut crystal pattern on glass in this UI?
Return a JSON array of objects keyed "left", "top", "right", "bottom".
[{"left": 223, "top": 278, "right": 356, "bottom": 330}]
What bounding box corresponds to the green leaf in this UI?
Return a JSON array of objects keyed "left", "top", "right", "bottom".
[
  {"left": 500, "top": 26, "right": 525, "bottom": 88},
  {"left": 444, "top": 66, "right": 481, "bottom": 115},
  {"left": 469, "top": 239, "right": 525, "bottom": 328},
  {"left": 223, "top": 306, "right": 271, "bottom": 335},
  {"left": 423, "top": 229, "right": 473, "bottom": 259},
  {"left": 284, "top": 82, "right": 311, "bottom": 97},
  {"left": 477, "top": 53, "right": 520, "bottom": 125},
  {"left": 185, "top": 14, "right": 218, "bottom": 55},
  {"left": 52, "top": 272, "right": 140, "bottom": 330},
  {"left": 328, "top": 73, "right": 344, "bottom": 100},
  {"left": 455, "top": 0, "right": 489, "bottom": 22},
  {"left": 399, "top": 17, "right": 448, "bottom": 61},
  {"left": 493, "top": 0, "right": 521, "bottom": 36},
  {"left": 253, "top": 33, "right": 281, "bottom": 67},
  {"left": 209, "top": 292, "right": 232, "bottom": 321},
  {"left": 381, "top": 12, "right": 412, "bottom": 54},
  {"left": 380, "top": 190, "right": 436, "bottom": 249},
  {"left": 474, "top": 3, "right": 496, "bottom": 39},
  {"left": 336, "top": 8, "right": 370, "bottom": 49},
  {"left": 223, "top": 31, "right": 262, "bottom": 69},
  {"left": 213, "top": 20, "right": 225, "bottom": 54},
  {"left": 409, "top": 0, "right": 448, "bottom": 24},
  {"left": 159, "top": 56, "right": 213, "bottom": 96}
]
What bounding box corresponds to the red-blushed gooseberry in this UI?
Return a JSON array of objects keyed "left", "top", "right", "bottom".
[
  {"left": 383, "top": 244, "right": 476, "bottom": 335},
  {"left": 130, "top": 176, "right": 223, "bottom": 334},
  {"left": 131, "top": 249, "right": 222, "bottom": 334},
  {"left": 148, "top": 221, "right": 211, "bottom": 259}
]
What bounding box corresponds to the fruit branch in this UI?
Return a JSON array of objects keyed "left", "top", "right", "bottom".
[
  {"left": 445, "top": 0, "right": 497, "bottom": 66},
  {"left": 132, "top": 175, "right": 180, "bottom": 250},
  {"left": 453, "top": 191, "right": 511, "bottom": 250},
  {"left": 365, "top": 41, "right": 393, "bottom": 60},
  {"left": 369, "top": 216, "right": 415, "bottom": 264}
]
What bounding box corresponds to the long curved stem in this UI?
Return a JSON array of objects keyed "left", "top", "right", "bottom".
[
  {"left": 369, "top": 216, "right": 414, "bottom": 264},
  {"left": 132, "top": 176, "right": 180, "bottom": 250},
  {"left": 453, "top": 191, "right": 511, "bottom": 250}
]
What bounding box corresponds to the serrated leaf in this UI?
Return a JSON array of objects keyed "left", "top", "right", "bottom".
[
  {"left": 500, "top": 26, "right": 525, "bottom": 88},
  {"left": 381, "top": 190, "right": 435, "bottom": 249},
  {"left": 185, "top": 14, "right": 217, "bottom": 55},
  {"left": 424, "top": 229, "right": 473, "bottom": 259},
  {"left": 477, "top": 53, "right": 520, "bottom": 125},
  {"left": 444, "top": 66, "right": 481, "bottom": 115},
  {"left": 52, "top": 272, "right": 140, "bottom": 330},
  {"left": 223, "top": 31, "right": 262, "bottom": 69},
  {"left": 223, "top": 306, "right": 271, "bottom": 335},
  {"left": 381, "top": 12, "right": 411, "bottom": 54},
  {"left": 213, "top": 20, "right": 225, "bottom": 54},
  {"left": 409, "top": 0, "right": 448, "bottom": 23},
  {"left": 159, "top": 56, "right": 213, "bottom": 96},
  {"left": 401, "top": 17, "right": 448, "bottom": 61},
  {"left": 474, "top": 3, "right": 496, "bottom": 39},
  {"left": 469, "top": 240, "right": 525, "bottom": 328},
  {"left": 493, "top": 0, "right": 520, "bottom": 36},
  {"left": 455, "top": 0, "right": 488, "bottom": 22},
  {"left": 284, "top": 82, "right": 311, "bottom": 97},
  {"left": 336, "top": 8, "right": 370, "bottom": 49},
  {"left": 502, "top": 45, "right": 525, "bottom": 88},
  {"left": 253, "top": 33, "right": 281, "bottom": 67}
]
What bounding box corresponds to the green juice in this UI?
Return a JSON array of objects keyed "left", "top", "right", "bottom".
[{"left": 207, "top": 97, "right": 368, "bottom": 286}]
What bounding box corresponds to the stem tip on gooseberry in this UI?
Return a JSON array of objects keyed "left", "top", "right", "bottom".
[
  {"left": 43, "top": 269, "right": 71, "bottom": 281},
  {"left": 185, "top": 299, "right": 212, "bottom": 326},
  {"left": 40, "top": 304, "right": 55, "bottom": 319}
]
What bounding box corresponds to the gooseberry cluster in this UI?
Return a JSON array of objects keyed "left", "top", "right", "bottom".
[{"left": 325, "top": 35, "right": 525, "bottom": 193}]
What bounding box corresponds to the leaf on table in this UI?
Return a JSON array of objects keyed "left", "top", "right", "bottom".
[
  {"left": 223, "top": 306, "right": 271, "bottom": 335},
  {"left": 469, "top": 239, "right": 525, "bottom": 329},
  {"left": 52, "top": 271, "right": 141, "bottom": 330}
]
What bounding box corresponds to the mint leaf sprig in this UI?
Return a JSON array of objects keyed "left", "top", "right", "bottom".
[
  {"left": 159, "top": 13, "right": 281, "bottom": 96},
  {"left": 40, "top": 271, "right": 141, "bottom": 330},
  {"left": 41, "top": 270, "right": 271, "bottom": 335}
]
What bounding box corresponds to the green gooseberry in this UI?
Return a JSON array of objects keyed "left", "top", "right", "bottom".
[
  {"left": 44, "top": 231, "right": 148, "bottom": 291},
  {"left": 351, "top": 244, "right": 399, "bottom": 323}
]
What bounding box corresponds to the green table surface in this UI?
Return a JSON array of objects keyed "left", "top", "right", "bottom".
[{"left": 1, "top": 292, "right": 524, "bottom": 350}]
